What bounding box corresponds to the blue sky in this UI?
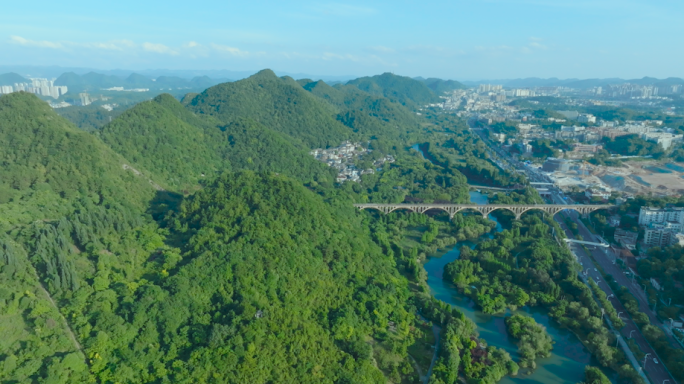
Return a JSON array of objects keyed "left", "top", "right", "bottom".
[{"left": 2, "top": 0, "right": 683, "bottom": 80}]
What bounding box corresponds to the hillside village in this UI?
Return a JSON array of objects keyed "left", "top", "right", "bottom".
[{"left": 310, "top": 140, "right": 395, "bottom": 182}]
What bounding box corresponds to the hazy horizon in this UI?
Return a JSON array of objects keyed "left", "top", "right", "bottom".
[
  {"left": 3, "top": 0, "right": 684, "bottom": 80},
  {"left": 2, "top": 64, "right": 683, "bottom": 85}
]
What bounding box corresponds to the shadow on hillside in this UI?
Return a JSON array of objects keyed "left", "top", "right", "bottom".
[{"left": 148, "top": 190, "right": 184, "bottom": 222}]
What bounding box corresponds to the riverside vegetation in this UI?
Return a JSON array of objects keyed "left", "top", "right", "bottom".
[{"left": 0, "top": 70, "right": 657, "bottom": 383}]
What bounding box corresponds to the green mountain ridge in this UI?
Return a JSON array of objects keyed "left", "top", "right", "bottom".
[
  {"left": 417, "top": 77, "right": 467, "bottom": 94},
  {"left": 0, "top": 92, "right": 157, "bottom": 229},
  {"left": 187, "top": 69, "right": 353, "bottom": 148},
  {"left": 346, "top": 72, "right": 440, "bottom": 108},
  {"left": 101, "top": 93, "right": 335, "bottom": 190}
]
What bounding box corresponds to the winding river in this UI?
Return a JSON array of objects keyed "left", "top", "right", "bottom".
[{"left": 412, "top": 145, "right": 615, "bottom": 383}]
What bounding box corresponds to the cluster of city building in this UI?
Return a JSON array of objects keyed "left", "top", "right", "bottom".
[
  {"left": 0, "top": 78, "right": 68, "bottom": 99},
  {"left": 309, "top": 141, "right": 395, "bottom": 183},
  {"left": 589, "top": 83, "right": 683, "bottom": 99},
  {"left": 103, "top": 87, "right": 150, "bottom": 92},
  {"left": 490, "top": 111, "right": 681, "bottom": 158},
  {"left": 613, "top": 207, "right": 684, "bottom": 254}
]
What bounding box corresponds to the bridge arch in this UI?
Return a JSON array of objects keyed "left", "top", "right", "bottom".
[
  {"left": 486, "top": 206, "right": 518, "bottom": 218},
  {"left": 455, "top": 207, "right": 487, "bottom": 218},
  {"left": 353, "top": 204, "right": 614, "bottom": 221},
  {"left": 386, "top": 206, "right": 419, "bottom": 215}
]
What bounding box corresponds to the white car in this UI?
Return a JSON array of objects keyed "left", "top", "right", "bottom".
[
  {"left": 653, "top": 358, "right": 658, "bottom": 364},
  {"left": 594, "top": 268, "right": 598, "bottom": 272}
]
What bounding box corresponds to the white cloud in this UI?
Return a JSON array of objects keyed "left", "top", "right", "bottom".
[
  {"left": 10, "top": 35, "right": 63, "bottom": 49},
  {"left": 186, "top": 41, "right": 199, "bottom": 48},
  {"left": 142, "top": 42, "right": 178, "bottom": 55},
  {"left": 84, "top": 42, "right": 124, "bottom": 51},
  {"left": 210, "top": 43, "right": 255, "bottom": 57}
]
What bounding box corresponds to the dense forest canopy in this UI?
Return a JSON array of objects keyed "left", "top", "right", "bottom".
[
  {"left": 0, "top": 92, "right": 156, "bottom": 229},
  {"left": 100, "top": 93, "right": 335, "bottom": 191},
  {"left": 187, "top": 69, "right": 353, "bottom": 148},
  {"left": 1, "top": 67, "right": 669, "bottom": 384},
  {"left": 415, "top": 77, "right": 467, "bottom": 94},
  {"left": 346, "top": 72, "right": 441, "bottom": 109}
]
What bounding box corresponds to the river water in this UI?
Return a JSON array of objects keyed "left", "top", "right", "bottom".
[
  {"left": 411, "top": 144, "right": 614, "bottom": 383},
  {"left": 422, "top": 190, "right": 614, "bottom": 384}
]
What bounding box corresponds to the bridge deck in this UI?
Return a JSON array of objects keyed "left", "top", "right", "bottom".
[{"left": 353, "top": 203, "right": 614, "bottom": 220}]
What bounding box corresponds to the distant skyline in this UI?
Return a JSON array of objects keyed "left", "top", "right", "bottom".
[{"left": 2, "top": 0, "right": 683, "bottom": 80}]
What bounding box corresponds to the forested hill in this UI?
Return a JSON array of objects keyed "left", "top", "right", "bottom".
[
  {"left": 0, "top": 72, "right": 28, "bottom": 86},
  {"left": 0, "top": 92, "right": 157, "bottom": 229},
  {"left": 345, "top": 72, "right": 441, "bottom": 108},
  {"left": 157, "top": 172, "right": 414, "bottom": 382},
  {"left": 2, "top": 171, "right": 416, "bottom": 383},
  {"left": 416, "top": 77, "right": 467, "bottom": 94},
  {"left": 101, "top": 93, "right": 335, "bottom": 190},
  {"left": 101, "top": 94, "right": 224, "bottom": 191},
  {"left": 0, "top": 72, "right": 489, "bottom": 384},
  {"left": 299, "top": 79, "right": 422, "bottom": 145},
  {"left": 187, "top": 69, "right": 353, "bottom": 148}
]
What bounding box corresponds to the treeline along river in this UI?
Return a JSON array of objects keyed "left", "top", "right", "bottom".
[
  {"left": 411, "top": 143, "right": 614, "bottom": 383},
  {"left": 422, "top": 191, "right": 616, "bottom": 384}
]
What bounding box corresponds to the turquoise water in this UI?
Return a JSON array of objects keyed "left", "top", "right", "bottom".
[
  {"left": 645, "top": 166, "right": 672, "bottom": 174},
  {"left": 665, "top": 163, "right": 684, "bottom": 172},
  {"left": 422, "top": 191, "right": 615, "bottom": 383},
  {"left": 632, "top": 176, "right": 651, "bottom": 187}
]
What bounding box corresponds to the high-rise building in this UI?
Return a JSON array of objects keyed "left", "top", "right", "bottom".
[
  {"left": 2, "top": 79, "right": 67, "bottom": 99},
  {"left": 644, "top": 222, "right": 682, "bottom": 248},
  {"left": 79, "top": 92, "right": 91, "bottom": 106},
  {"left": 478, "top": 84, "right": 503, "bottom": 93},
  {"left": 639, "top": 206, "right": 684, "bottom": 226}
]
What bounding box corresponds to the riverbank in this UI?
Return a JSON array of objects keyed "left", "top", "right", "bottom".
[{"left": 420, "top": 191, "right": 615, "bottom": 384}]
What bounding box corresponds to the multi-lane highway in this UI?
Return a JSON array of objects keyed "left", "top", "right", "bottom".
[
  {"left": 558, "top": 212, "right": 675, "bottom": 384},
  {"left": 468, "top": 120, "right": 679, "bottom": 384}
]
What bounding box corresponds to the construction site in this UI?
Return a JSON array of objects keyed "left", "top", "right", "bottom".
[{"left": 546, "top": 159, "right": 684, "bottom": 197}]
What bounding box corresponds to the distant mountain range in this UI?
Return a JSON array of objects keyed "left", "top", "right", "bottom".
[
  {"left": 0, "top": 65, "right": 355, "bottom": 84},
  {"left": 461, "top": 77, "right": 684, "bottom": 89},
  {"left": 51, "top": 71, "right": 227, "bottom": 92},
  {"left": 0, "top": 72, "right": 29, "bottom": 86}
]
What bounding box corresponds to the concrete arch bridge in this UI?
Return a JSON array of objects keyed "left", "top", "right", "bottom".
[{"left": 353, "top": 203, "right": 614, "bottom": 220}]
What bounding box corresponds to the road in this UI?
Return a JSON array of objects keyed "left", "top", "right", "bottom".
[
  {"left": 558, "top": 212, "right": 675, "bottom": 384},
  {"left": 467, "top": 119, "right": 679, "bottom": 384},
  {"left": 573, "top": 212, "right": 682, "bottom": 349}
]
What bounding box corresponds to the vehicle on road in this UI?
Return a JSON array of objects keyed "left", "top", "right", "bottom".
[
  {"left": 594, "top": 268, "right": 598, "bottom": 272},
  {"left": 654, "top": 358, "right": 658, "bottom": 364}
]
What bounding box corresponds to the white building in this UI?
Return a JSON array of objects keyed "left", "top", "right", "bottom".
[
  {"left": 639, "top": 206, "right": 684, "bottom": 226},
  {"left": 585, "top": 188, "right": 611, "bottom": 200},
  {"left": 644, "top": 221, "right": 682, "bottom": 248},
  {"left": 640, "top": 132, "right": 683, "bottom": 150},
  {"left": 577, "top": 114, "right": 596, "bottom": 124},
  {"left": 478, "top": 84, "right": 502, "bottom": 93},
  {"left": 561, "top": 125, "right": 585, "bottom": 133},
  {"left": 0, "top": 79, "right": 67, "bottom": 98}
]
